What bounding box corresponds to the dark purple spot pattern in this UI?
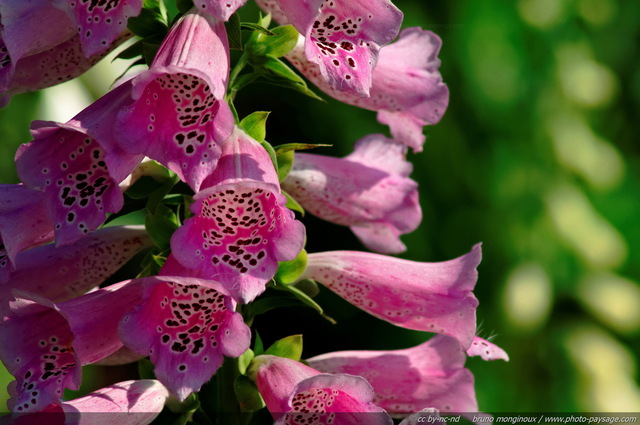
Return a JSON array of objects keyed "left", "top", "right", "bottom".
[
  {"left": 15, "top": 130, "right": 124, "bottom": 246},
  {"left": 118, "top": 72, "right": 233, "bottom": 192},
  {"left": 0, "top": 300, "right": 80, "bottom": 413},
  {"left": 171, "top": 183, "right": 299, "bottom": 303},
  {"left": 70, "top": 0, "right": 142, "bottom": 57},
  {"left": 119, "top": 277, "right": 250, "bottom": 400}
]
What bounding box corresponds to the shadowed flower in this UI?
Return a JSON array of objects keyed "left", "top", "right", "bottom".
[
  {"left": 194, "top": 0, "right": 248, "bottom": 21},
  {"left": 15, "top": 82, "right": 143, "bottom": 245},
  {"left": 115, "top": 9, "right": 234, "bottom": 192},
  {"left": 119, "top": 259, "right": 252, "bottom": 400},
  {"left": 301, "top": 245, "right": 481, "bottom": 348},
  {"left": 286, "top": 27, "right": 448, "bottom": 151},
  {"left": 281, "top": 134, "right": 420, "bottom": 254},
  {"left": 255, "top": 0, "right": 403, "bottom": 97},
  {"left": 171, "top": 126, "right": 306, "bottom": 303},
  {"left": 249, "top": 354, "right": 393, "bottom": 424}
]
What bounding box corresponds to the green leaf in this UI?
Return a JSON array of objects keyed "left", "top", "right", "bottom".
[
  {"left": 274, "top": 143, "right": 332, "bottom": 154},
  {"left": 145, "top": 205, "right": 180, "bottom": 250},
  {"left": 225, "top": 13, "right": 242, "bottom": 50},
  {"left": 146, "top": 172, "right": 180, "bottom": 214},
  {"left": 127, "top": 6, "right": 167, "bottom": 38},
  {"left": 283, "top": 190, "right": 305, "bottom": 216},
  {"left": 234, "top": 375, "right": 265, "bottom": 412},
  {"left": 138, "top": 358, "right": 156, "bottom": 379},
  {"left": 276, "top": 149, "right": 294, "bottom": 182},
  {"left": 260, "top": 139, "right": 278, "bottom": 172},
  {"left": 240, "top": 111, "right": 270, "bottom": 143},
  {"left": 292, "top": 279, "right": 320, "bottom": 298},
  {"left": 276, "top": 249, "right": 308, "bottom": 284},
  {"left": 241, "top": 23, "right": 274, "bottom": 36},
  {"left": 253, "top": 332, "right": 264, "bottom": 356},
  {"left": 259, "top": 56, "right": 324, "bottom": 100},
  {"left": 114, "top": 39, "right": 145, "bottom": 60},
  {"left": 265, "top": 335, "right": 303, "bottom": 361},
  {"left": 176, "top": 0, "right": 194, "bottom": 14},
  {"left": 237, "top": 349, "right": 255, "bottom": 375},
  {"left": 255, "top": 25, "right": 299, "bottom": 58},
  {"left": 230, "top": 72, "right": 259, "bottom": 92},
  {"left": 272, "top": 283, "right": 325, "bottom": 317},
  {"left": 244, "top": 296, "right": 306, "bottom": 319}
]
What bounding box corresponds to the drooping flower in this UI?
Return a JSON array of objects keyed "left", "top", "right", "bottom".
[
  {"left": 119, "top": 258, "right": 252, "bottom": 400},
  {"left": 0, "top": 184, "right": 55, "bottom": 279},
  {"left": 300, "top": 244, "right": 481, "bottom": 348},
  {"left": 249, "top": 354, "right": 394, "bottom": 424},
  {"left": 115, "top": 9, "right": 234, "bottom": 192},
  {"left": 0, "top": 225, "right": 152, "bottom": 314},
  {"left": 286, "top": 27, "right": 448, "bottom": 151},
  {"left": 20, "top": 380, "right": 169, "bottom": 425},
  {"left": 255, "top": 0, "right": 403, "bottom": 97},
  {"left": 281, "top": 134, "right": 420, "bottom": 254},
  {"left": 0, "top": 281, "right": 143, "bottom": 413},
  {"left": 193, "top": 0, "right": 248, "bottom": 21},
  {"left": 307, "top": 335, "right": 494, "bottom": 415},
  {"left": 466, "top": 336, "right": 510, "bottom": 361},
  {"left": 15, "top": 82, "right": 143, "bottom": 245},
  {"left": 171, "top": 126, "right": 306, "bottom": 303}
]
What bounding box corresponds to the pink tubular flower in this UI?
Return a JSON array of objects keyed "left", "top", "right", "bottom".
[
  {"left": 116, "top": 9, "right": 234, "bottom": 192},
  {"left": 250, "top": 354, "right": 393, "bottom": 424},
  {"left": 255, "top": 0, "right": 403, "bottom": 97},
  {"left": 171, "top": 126, "right": 306, "bottom": 303},
  {"left": 0, "top": 281, "right": 143, "bottom": 413},
  {"left": 301, "top": 244, "right": 481, "bottom": 348},
  {"left": 281, "top": 134, "right": 420, "bottom": 254},
  {"left": 194, "top": 0, "right": 248, "bottom": 21},
  {"left": 286, "top": 27, "right": 449, "bottom": 151},
  {"left": 15, "top": 82, "right": 143, "bottom": 245},
  {"left": 306, "top": 335, "right": 508, "bottom": 415},
  {"left": 119, "top": 259, "right": 252, "bottom": 400},
  {"left": 0, "top": 226, "right": 152, "bottom": 314}
]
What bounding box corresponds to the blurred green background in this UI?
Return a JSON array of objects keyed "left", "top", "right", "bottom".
[{"left": 1, "top": 0, "right": 639, "bottom": 415}]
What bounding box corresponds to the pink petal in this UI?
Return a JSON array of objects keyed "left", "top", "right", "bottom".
[
  {"left": 302, "top": 245, "right": 481, "bottom": 348},
  {"left": 308, "top": 335, "right": 479, "bottom": 415},
  {"left": 282, "top": 134, "right": 420, "bottom": 254},
  {"left": 194, "top": 0, "right": 248, "bottom": 21},
  {"left": 466, "top": 337, "right": 509, "bottom": 362},
  {"left": 119, "top": 274, "right": 251, "bottom": 400},
  {"left": 116, "top": 11, "right": 233, "bottom": 192}
]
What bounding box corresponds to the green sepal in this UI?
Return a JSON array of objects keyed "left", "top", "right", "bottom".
[
  {"left": 293, "top": 279, "right": 320, "bottom": 298},
  {"left": 127, "top": 4, "right": 168, "bottom": 38},
  {"left": 230, "top": 72, "right": 260, "bottom": 92},
  {"left": 237, "top": 349, "right": 255, "bottom": 375},
  {"left": 225, "top": 13, "right": 243, "bottom": 50},
  {"left": 114, "top": 39, "right": 145, "bottom": 60},
  {"left": 253, "top": 25, "right": 298, "bottom": 58},
  {"left": 276, "top": 149, "right": 294, "bottom": 182},
  {"left": 146, "top": 171, "right": 180, "bottom": 214},
  {"left": 259, "top": 56, "right": 323, "bottom": 100},
  {"left": 253, "top": 332, "right": 264, "bottom": 356},
  {"left": 272, "top": 282, "right": 325, "bottom": 317},
  {"left": 241, "top": 23, "right": 274, "bottom": 36},
  {"left": 240, "top": 111, "right": 270, "bottom": 143},
  {"left": 283, "top": 190, "right": 305, "bottom": 216},
  {"left": 137, "top": 249, "right": 167, "bottom": 278},
  {"left": 145, "top": 204, "right": 180, "bottom": 250},
  {"left": 138, "top": 358, "right": 156, "bottom": 379},
  {"left": 276, "top": 249, "right": 308, "bottom": 284},
  {"left": 234, "top": 375, "right": 265, "bottom": 412},
  {"left": 264, "top": 334, "right": 303, "bottom": 361},
  {"left": 176, "top": 0, "right": 194, "bottom": 14},
  {"left": 261, "top": 140, "right": 279, "bottom": 172},
  {"left": 274, "top": 143, "right": 332, "bottom": 154}
]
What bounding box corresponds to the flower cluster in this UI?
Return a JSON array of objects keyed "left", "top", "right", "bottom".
[{"left": 0, "top": 0, "right": 506, "bottom": 423}]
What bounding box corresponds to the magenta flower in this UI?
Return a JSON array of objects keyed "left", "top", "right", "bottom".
[
  {"left": 116, "top": 9, "right": 234, "bottom": 192},
  {"left": 255, "top": 0, "right": 403, "bottom": 97},
  {"left": 307, "top": 335, "right": 489, "bottom": 415},
  {"left": 250, "top": 354, "right": 393, "bottom": 424},
  {"left": 119, "top": 258, "right": 252, "bottom": 400},
  {"left": 32, "top": 380, "right": 168, "bottom": 424},
  {"left": 301, "top": 244, "right": 481, "bottom": 348},
  {"left": 15, "top": 82, "right": 142, "bottom": 245},
  {"left": 287, "top": 27, "right": 448, "bottom": 151},
  {"left": 0, "top": 225, "right": 152, "bottom": 314},
  {"left": 171, "top": 126, "right": 306, "bottom": 303},
  {"left": 0, "top": 281, "right": 143, "bottom": 412},
  {"left": 194, "top": 0, "right": 248, "bottom": 21},
  {"left": 281, "top": 134, "right": 420, "bottom": 254},
  {"left": 0, "top": 184, "right": 55, "bottom": 279},
  {"left": 466, "top": 336, "right": 510, "bottom": 361}
]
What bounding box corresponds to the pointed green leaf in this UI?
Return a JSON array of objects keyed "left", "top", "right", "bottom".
[
  {"left": 231, "top": 72, "right": 260, "bottom": 92},
  {"left": 127, "top": 6, "right": 167, "bottom": 38},
  {"left": 259, "top": 56, "right": 324, "bottom": 100},
  {"left": 240, "top": 111, "right": 270, "bottom": 143},
  {"left": 265, "top": 335, "right": 303, "bottom": 361},
  {"left": 293, "top": 279, "right": 320, "bottom": 298},
  {"left": 253, "top": 332, "right": 264, "bottom": 356},
  {"left": 176, "top": 0, "right": 194, "bottom": 14},
  {"left": 255, "top": 25, "right": 299, "bottom": 58},
  {"left": 237, "top": 349, "right": 255, "bottom": 375},
  {"left": 283, "top": 190, "right": 305, "bottom": 216},
  {"left": 241, "top": 23, "right": 274, "bottom": 36},
  {"left": 276, "top": 149, "right": 294, "bottom": 182},
  {"left": 261, "top": 139, "right": 278, "bottom": 171},
  {"left": 274, "top": 143, "right": 332, "bottom": 154},
  {"left": 225, "top": 13, "right": 243, "bottom": 50},
  {"left": 276, "top": 249, "right": 307, "bottom": 284},
  {"left": 234, "top": 375, "right": 265, "bottom": 412},
  {"left": 138, "top": 358, "right": 156, "bottom": 379},
  {"left": 145, "top": 209, "right": 179, "bottom": 250},
  {"left": 272, "top": 283, "right": 324, "bottom": 316},
  {"left": 114, "top": 39, "right": 145, "bottom": 61}
]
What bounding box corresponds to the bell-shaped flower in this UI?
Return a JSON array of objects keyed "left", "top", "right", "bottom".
[
  {"left": 300, "top": 244, "right": 481, "bottom": 348},
  {"left": 249, "top": 354, "right": 393, "bottom": 424},
  {"left": 115, "top": 9, "right": 234, "bottom": 192},
  {"left": 15, "top": 82, "right": 143, "bottom": 245},
  {"left": 255, "top": 0, "right": 403, "bottom": 97},
  {"left": 119, "top": 258, "right": 252, "bottom": 400},
  {"left": 193, "top": 0, "right": 248, "bottom": 21},
  {"left": 286, "top": 27, "right": 448, "bottom": 151},
  {"left": 171, "top": 126, "right": 306, "bottom": 303},
  {"left": 0, "top": 281, "right": 143, "bottom": 413},
  {"left": 22, "top": 380, "right": 169, "bottom": 425},
  {"left": 0, "top": 225, "right": 152, "bottom": 315},
  {"left": 0, "top": 184, "right": 55, "bottom": 279},
  {"left": 306, "top": 335, "right": 506, "bottom": 416},
  {"left": 281, "top": 134, "right": 420, "bottom": 254},
  {"left": 466, "top": 336, "right": 510, "bottom": 362}
]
